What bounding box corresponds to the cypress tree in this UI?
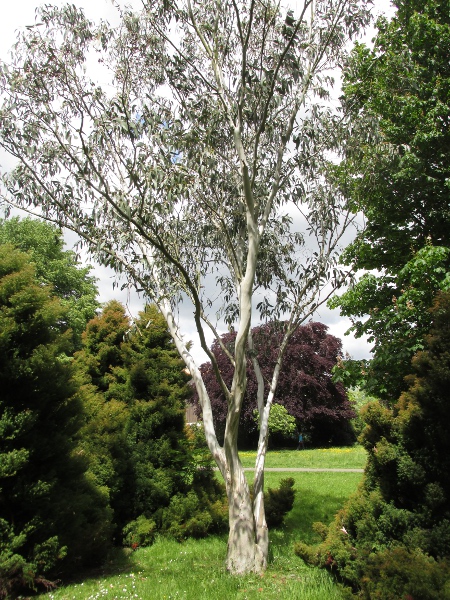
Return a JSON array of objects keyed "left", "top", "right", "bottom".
[
  {"left": 75, "top": 302, "right": 226, "bottom": 543},
  {"left": 0, "top": 246, "right": 111, "bottom": 598}
]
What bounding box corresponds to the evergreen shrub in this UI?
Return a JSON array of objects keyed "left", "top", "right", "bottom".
[
  {"left": 122, "top": 516, "right": 157, "bottom": 549},
  {"left": 0, "top": 246, "right": 112, "bottom": 598},
  {"left": 264, "top": 477, "right": 296, "bottom": 527},
  {"left": 295, "top": 292, "right": 450, "bottom": 597},
  {"left": 360, "top": 547, "right": 450, "bottom": 600}
]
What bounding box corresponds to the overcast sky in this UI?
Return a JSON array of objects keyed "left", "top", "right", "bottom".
[{"left": 0, "top": 0, "right": 395, "bottom": 365}]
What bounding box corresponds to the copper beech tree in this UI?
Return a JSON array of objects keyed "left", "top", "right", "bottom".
[
  {"left": 194, "top": 321, "right": 355, "bottom": 446},
  {"left": 0, "top": 0, "right": 370, "bottom": 573}
]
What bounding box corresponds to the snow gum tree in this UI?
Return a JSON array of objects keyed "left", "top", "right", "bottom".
[{"left": 0, "top": 0, "right": 371, "bottom": 573}]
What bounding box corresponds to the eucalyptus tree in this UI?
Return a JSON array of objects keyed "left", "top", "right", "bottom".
[{"left": 0, "top": 0, "right": 371, "bottom": 573}]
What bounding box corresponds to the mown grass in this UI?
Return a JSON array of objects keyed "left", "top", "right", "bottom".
[
  {"left": 45, "top": 464, "right": 363, "bottom": 600},
  {"left": 239, "top": 445, "right": 367, "bottom": 469},
  {"left": 47, "top": 537, "right": 345, "bottom": 600},
  {"left": 263, "top": 471, "right": 362, "bottom": 545}
]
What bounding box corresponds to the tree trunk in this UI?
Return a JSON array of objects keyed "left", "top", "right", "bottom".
[
  {"left": 225, "top": 432, "right": 269, "bottom": 574},
  {"left": 253, "top": 443, "right": 269, "bottom": 571},
  {"left": 225, "top": 458, "right": 267, "bottom": 574}
]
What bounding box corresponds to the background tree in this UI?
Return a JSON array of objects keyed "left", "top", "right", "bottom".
[
  {"left": 296, "top": 292, "right": 450, "bottom": 599},
  {"left": 332, "top": 356, "right": 378, "bottom": 439},
  {"left": 0, "top": 245, "right": 111, "bottom": 598},
  {"left": 75, "top": 301, "right": 227, "bottom": 542},
  {"left": 331, "top": 354, "right": 369, "bottom": 390},
  {"left": 0, "top": 0, "right": 371, "bottom": 572},
  {"left": 0, "top": 217, "right": 99, "bottom": 350},
  {"left": 195, "top": 322, "right": 355, "bottom": 447},
  {"left": 329, "top": 0, "right": 450, "bottom": 400},
  {"left": 294, "top": 5, "right": 450, "bottom": 594},
  {"left": 254, "top": 404, "right": 296, "bottom": 448}
]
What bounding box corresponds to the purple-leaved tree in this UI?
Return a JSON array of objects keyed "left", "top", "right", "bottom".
[{"left": 195, "top": 321, "right": 355, "bottom": 446}]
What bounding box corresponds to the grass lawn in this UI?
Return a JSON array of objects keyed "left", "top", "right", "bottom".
[
  {"left": 47, "top": 536, "right": 346, "bottom": 600},
  {"left": 239, "top": 445, "right": 367, "bottom": 470},
  {"left": 46, "top": 465, "right": 362, "bottom": 600}
]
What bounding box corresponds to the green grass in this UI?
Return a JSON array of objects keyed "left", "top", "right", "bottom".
[
  {"left": 45, "top": 470, "right": 362, "bottom": 600},
  {"left": 47, "top": 537, "right": 345, "bottom": 600},
  {"left": 264, "top": 472, "right": 362, "bottom": 545},
  {"left": 239, "top": 446, "right": 367, "bottom": 469}
]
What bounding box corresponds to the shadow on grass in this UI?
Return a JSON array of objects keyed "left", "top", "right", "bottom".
[
  {"left": 59, "top": 473, "right": 361, "bottom": 592},
  {"left": 268, "top": 473, "right": 361, "bottom": 564},
  {"left": 59, "top": 546, "right": 136, "bottom": 587}
]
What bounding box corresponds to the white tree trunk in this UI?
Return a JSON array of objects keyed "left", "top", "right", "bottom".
[
  {"left": 225, "top": 456, "right": 263, "bottom": 573},
  {"left": 252, "top": 465, "right": 269, "bottom": 571},
  {"left": 224, "top": 429, "right": 267, "bottom": 573}
]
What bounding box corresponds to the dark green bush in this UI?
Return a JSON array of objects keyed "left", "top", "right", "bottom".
[
  {"left": 360, "top": 547, "right": 450, "bottom": 600},
  {"left": 294, "top": 541, "right": 320, "bottom": 566},
  {"left": 161, "top": 491, "right": 214, "bottom": 541},
  {"left": 76, "top": 304, "right": 230, "bottom": 549},
  {"left": 159, "top": 474, "right": 296, "bottom": 541},
  {"left": 0, "top": 247, "right": 112, "bottom": 598},
  {"left": 0, "top": 519, "right": 61, "bottom": 599},
  {"left": 264, "top": 477, "right": 296, "bottom": 527}
]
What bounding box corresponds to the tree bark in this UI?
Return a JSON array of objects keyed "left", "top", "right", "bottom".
[
  {"left": 224, "top": 451, "right": 267, "bottom": 574},
  {"left": 224, "top": 370, "right": 267, "bottom": 573}
]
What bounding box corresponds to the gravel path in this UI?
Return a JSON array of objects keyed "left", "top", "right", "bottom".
[{"left": 243, "top": 467, "right": 364, "bottom": 473}]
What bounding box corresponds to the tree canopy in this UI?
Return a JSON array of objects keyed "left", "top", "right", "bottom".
[
  {"left": 0, "top": 217, "right": 98, "bottom": 349},
  {"left": 195, "top": 321, "right": 355, "bottom": 446},
  {"left": 0, "top": 0, "right": 371, "bottom": 573},
  {"left": 329, "top": 0, "right": 450, "bottom": 399}
]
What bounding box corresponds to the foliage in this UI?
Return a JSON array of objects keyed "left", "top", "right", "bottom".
[
  {"left": 122, "top": 305, "right": 196, "bottom": 524},
  {"left": 264, "top": 478, "right": 296, "bottom": 528},
  {"left": 297, "top": 292, "right": 450, "bottom": 597},
  {"left": 0, "top": 245, "right": 111, "bottom": 598},
  {"left": 346, "top": 387, "right": 380, "bottom": 439},
  {"left": 340, "top": 1, "right": 450, "bottom": 271},
  {"left": 75, "top": 302, "right": 227, "bottom": 543},
  {"left": 195, "top": 321, "right": 355, "bottom": 446},
  {"left": 161, "top": 491, "right": 218, "bottom": 542},
  {"left": 154, "top": 427, "right": 228, "bottom": 543},
  {"left": 254, "top": 404, "right": 296, "bottom": 444},
  {"left": 332, "top": 356, "right": 370, "bottom": 390},
  {"left": 122, "top": 516, "right": 157, "bottom": 550},
  {"left": 330, "top": 0, "right": 450, "bottom": 400},
  {"left": 331, "top": 245, "right": 450, "bottom": 400},
  {"left": 0, "top": 217, "right": 98, "bottom": 350},
  {"left": 359, "top": 548, "right": 450, "bottom": 600},
  {"left": 74, "top": 300, "right": 132, "bottom": 530},
  {"left": 184, "top": 423, "right": 215, "bottom": 469},
  {"left": 0, "top": 0, "right": 372, "bottom": 572}
]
